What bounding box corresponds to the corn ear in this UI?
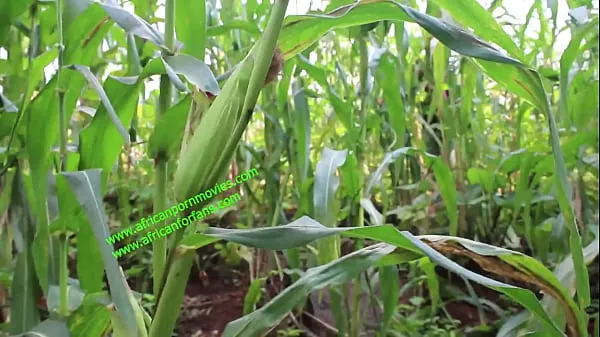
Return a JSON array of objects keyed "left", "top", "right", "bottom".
[
  {"left": 174, "top": 55, "right": 255, "bottom": 202},
  {"left": 180, "top": 89, "right": 211, "bottom": 155}
]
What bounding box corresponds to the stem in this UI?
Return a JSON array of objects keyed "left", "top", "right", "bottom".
[
  {"left": 350, "top": 31, "right": 369, "bottom": 337},
  {"left": 152, "top": 0, "right": 175, "bottom": 297},
  {"left": 164, "top": 0, "right": 175, "bottom": 53},
  {"left": 58, "top": 234, "right": 68, "bottom": 317},
  {"left": 148, "top": 249, "right": 194, "bottom": 337},
  {"left": 55, "top": 0, "right": 69, "bottom": 318},
  {"left": 119, "top": 33, "right": 140, "bottom": 241},
  {"left": 56, "top": 0, "right": 66, "bottom": 169},
  {"left": 150, "top": 1, "right": 289, "bottom": 335},
  {"left": 155, "top": 0, "right": 210, "bottom": 299},
  {"left": 152, "top": 77, "right": 170, "bottom": 297}
]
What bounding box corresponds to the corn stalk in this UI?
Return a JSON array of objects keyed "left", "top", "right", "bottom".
[
  {"left": 148, "top": 1, "right": 289, "bottom": 336},
  {"left": 152, "top": 0, "right": 175, "bottom": 297}
]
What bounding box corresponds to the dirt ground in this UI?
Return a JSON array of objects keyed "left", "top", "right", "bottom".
[{"left": 174, "top": 258, "right": 511, "bottom": 336}]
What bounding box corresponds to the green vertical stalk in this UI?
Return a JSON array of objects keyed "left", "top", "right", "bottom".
[
  {"left": 264, "top": 88, "right": 281, "bottom": 233},
  {"left": 164, "top": 2, "right": 175, "bottom": 50},
  {"left": 355, "top": 32, "right": 368, "bottom": 240},
  {"left": 56, "top": 0, "right": 66, "bottom": 168},
  {"left": 126, "top": 32, "right": 142, "bottom": 143},
  {"left": 152, "top": 0, "right": 175, "bottom": 297},
  {"left": 116, "top": 160, "right": 130, "bottom": 229},
  {"left": 150, "top": 2, "right": 289, "bottom": 335},
  {"left": 350, "top": 31, "right": 370, "bottom": 337},
  {"left": 55, "top": 0, "right": 69, "bottom": 318},
  {"left": 58, "top": 234, "right": 68, "bottom": 317},
  {"left": 155, "top": 0, "right": 209, "bottom": 298},
  {"left": 148, "top": 249, "right": 194, "bottom": 337},
  {"left": 152, "top": 77, "right": 170, "bottom": 296},
  {"left": 120, "top": 33, "right": 141, "bottom": 230}
]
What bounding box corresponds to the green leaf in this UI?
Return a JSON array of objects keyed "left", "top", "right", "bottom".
[
  {"left": 67, "top": 293, "right": 112, "bottom": 337},
  {"left": 376, "top": 52, "right": 406, "bottom": 147},
  {"left": 147, "top": 95, "right": 191, "bottom": 159},
  {"left": 243, "top": 278, "right": 263, "bottom": 315},
  {"left": 178, "top": 215, "right": 570, "bottom": 336},
  {"left": 99, "top": 3, "right": 170, "bottom": 50},
  {"left": 164, "top": 54, "right": 220, "bottom": 96},
  {"left": 498, "top": 149, "right": 528, "bottom": 174},
  {"left": 50, "top": 173, "right": 104, "bottom": 293},
  {"left": 180, "top": 216, "right": 421, "bottom": 254},
  {"left": 0, "top": 110, "right": 17, "bottom": 140},
  {"left": 137, "top": 56, "right": 221, "bottom": 92},
  {"left": 432, "top": 42, "right": 449, "bottom": 113},
  {"left": 360, "top": 198, "right": 384, "bottom": 226},
  {"left": 379, "top": 265, "right": 399, "bottom": 335},
  {"left": 64, "top": 4, "right": 113, "bottom": 65},
  {"left": 10, "top": 246, "right": 41, "bottom": 334},
  {"left": 429, "top": 0, "right": 524, "bottom": 60},
  {"left": 419, "top": 257, "right": 440, "bottom": 314},
  {"left": 61, "top": 169, "right": 140, "bottom": 337},
  {"left": 423, "top": 153, "right": 458, "bottom": 236},
  {"left": 8, "top": 168, "right": 40, "bottom": 334},
  {"left": 207, "top": 21, "right": 261, "bottom": 37},
  {"left": 160, "top": 57, "right": 189, "bottom": 92},
  {"left": 76, "top": 214, "right": 104, "bottom": 293},
  {"left": 313, "top": 148, "right": 347, "bottom": 265},
  {"left": 64, "top": 0, "right": 93, "bottom": 30},
  {"left": 25, "top": 3, "right": 112, "bottom": 294},
  {"left": 539, "top": 235, "right": 600, "bottom": 332},
  {"left": 21, "top": 49, "right": 59, "bottom": 115},
  {"left": 418, "top": 235, "right": 579, "bottom": 336},
  {"left": 0, "top": 92, "right": 17, "bottom": 112},
  {"left": 222, "top": 243, "right": 396, "bottom": 337},
  {"left": 78, "top": 76, "right": 141, "bottom": 188},
  {"left": 291, "top": 79, "right": 311, "bottom": 184},
  {"left": 280, "top": 1, "right": 521, "bottom": 65},
  {"left": 340, "top": 153, "right": 361, "bottom": 202},
  {"left": 313, "top": 148, "right": 347, "bottom": 227},
  {"left": 47, "top": 283, "right": 85, "bottom": 314},
  {"left": 496, "top": 311, "right": 532, "bottom": 337},
  {"left": 0, "top": 0, "right": 34, "bottom": 47},
  {"left": 14, "top": 319, "right": 70, "bottom": 337},
  {"left": 366, "top": 147, "right": 457, "bottom": 235},
  {"left": 467, "top": 168, "right": 496, "bottom": 194},
  {"left": 175, "top": 0, "right": 206, "bottom": 60},
  {"left": 26, "top": 71, "right": 84, "bottom": 235},
  {"left": 69, "top": 65, "right": 131, "bottom": 146},
  {"left": 181, "top": 217, "right": 344, "bottom": 250}
]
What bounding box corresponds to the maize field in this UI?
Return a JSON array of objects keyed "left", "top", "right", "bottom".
[{"left": 0, "top": 0, "right": 598, "bottom": 336}]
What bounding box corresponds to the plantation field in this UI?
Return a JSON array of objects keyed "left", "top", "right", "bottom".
[{"left": 0, "top": 0, "right": 598, "bottom": 336}]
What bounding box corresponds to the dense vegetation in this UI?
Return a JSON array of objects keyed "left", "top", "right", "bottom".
[{"left": 0, "top": 0, "right": 598, "bottom": 336}]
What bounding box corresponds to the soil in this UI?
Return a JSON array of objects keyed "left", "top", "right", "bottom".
[
  {"left": 173, "top": 266, "right": 503, "bottom": 337},
  {"left": 177, "top": 264, "right": 249, "bottom": 337},
  {"left": 173, "top": 252, "right": 511, "bottom": 337}
]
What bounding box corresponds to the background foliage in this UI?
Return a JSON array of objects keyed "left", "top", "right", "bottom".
[{"left": 0, "top": 0, "right": 598, "bottom": 336}]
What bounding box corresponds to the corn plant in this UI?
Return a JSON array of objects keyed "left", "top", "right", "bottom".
[{"left": 0, "top": 0, "right": 597, "bottom": 337}]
